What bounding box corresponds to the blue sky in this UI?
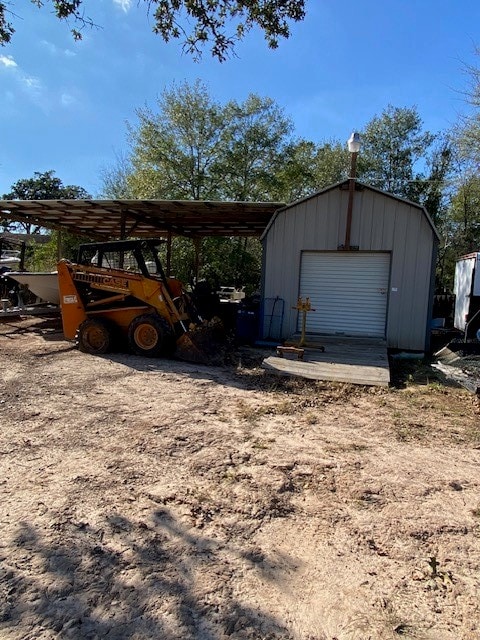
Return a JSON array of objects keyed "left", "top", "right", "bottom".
[{"left": 0, "top": 0, "right": 479, "bottom": 198}]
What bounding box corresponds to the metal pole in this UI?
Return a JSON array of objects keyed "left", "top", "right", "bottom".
[{"left": 344, "top": 151, "right": 358, "bottom": 251}]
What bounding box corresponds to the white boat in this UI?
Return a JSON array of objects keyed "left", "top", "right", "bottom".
[
  {"left": 0, "top": 250, "right": 22, "bottom": 271},
  {"left": 8, "top": 271, "right": 60, "bottom": 305}
]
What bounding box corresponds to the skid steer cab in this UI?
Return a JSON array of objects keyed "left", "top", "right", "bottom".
[{"left": 58, "top": 239, "right": 222, "bottom": 364}]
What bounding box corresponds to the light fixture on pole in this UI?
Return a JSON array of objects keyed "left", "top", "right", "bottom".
[
  {"left": 347, "top": 131, "right": 361, "bottom": 154},
  {"left": 343, "top": 131, "right": 361, "bottom": 250}
]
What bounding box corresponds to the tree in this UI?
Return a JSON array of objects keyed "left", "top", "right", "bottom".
[
  {"left": 454, "top": 49, "right": 480, "bottom": 170},
  {"left": 437, "top": 162, "right": 480, "bottom": 289},
  {"left": 3, "top": 170, "right": 90, "bottom": 201},
  {"left": 0, "top": 0, "right": 307, "bottom": 60},
  {"left": 123, "top": 80, "right": 301, "bottom": 290},
  {"left": 128, "top": 80, "right": 228, "bottom": 200},
  {"left": 216, "top": 94, "right": 293, "bottom": 201},
  {"left": 2, "top": 170, "right": 91, "bottom": 234},
  {"left": 276, "top": 139, "right": 349, "bottom": 202},
  {"left": 357, "top": 105, "right": 453, "bottom": 230},
  {"left": 99, "top": 153, "right": 135, "bottom": 199},
  {"left": 449, "top": 174, "right": 480, "bottom": 251},
  {"left": 358, "top": 105, "right": 435, "bottom": 199},
  {"left": 126, "top": 80, "right": 295, "bottom": 202}
]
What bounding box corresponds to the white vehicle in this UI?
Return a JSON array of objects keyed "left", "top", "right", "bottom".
[{"left": 453, "top": 252, "right": 480, "bottom": 339}]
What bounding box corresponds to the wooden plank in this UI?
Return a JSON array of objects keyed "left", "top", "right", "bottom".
[
  {"left": 262, "top": 355, "right": 389, "bottom": 386},
  {"left": 262, "top": 338, "right": 390, "bottom": 386}
]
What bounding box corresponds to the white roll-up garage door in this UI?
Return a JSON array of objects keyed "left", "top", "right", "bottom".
[{"left": 298, "top": 252, "right": 390, "bottom": 337}]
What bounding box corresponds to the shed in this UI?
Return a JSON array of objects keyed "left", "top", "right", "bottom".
[{"left": 261, "top": 180, "right": 440, "bottom": 352}]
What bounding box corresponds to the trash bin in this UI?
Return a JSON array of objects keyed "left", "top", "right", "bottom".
[{"left": 236, "top": 308, "right": 259, "bottom": 344}]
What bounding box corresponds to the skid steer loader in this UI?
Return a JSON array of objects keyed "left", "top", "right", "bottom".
[{"left": 57, "top": 238, "right": 223, "bottom": 364}]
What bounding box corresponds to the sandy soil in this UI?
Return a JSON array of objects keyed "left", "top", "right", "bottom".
[{"left": 1, "top": 315, "right": 480, "bottom": 640}]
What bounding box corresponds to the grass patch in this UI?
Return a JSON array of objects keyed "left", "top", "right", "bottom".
[
  {"left": 389, "top": 356, "right": 445, "bottom": 389},
  {"left": 237, "top": 399, "right": 295, "bottom": 422},
  {"left": 394, "top": 420, "right": 429, "bottom": 442}
]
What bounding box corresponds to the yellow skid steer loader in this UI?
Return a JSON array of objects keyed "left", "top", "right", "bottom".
[{"left": 57, "top": 238, "right": 222, "bottom": 364}]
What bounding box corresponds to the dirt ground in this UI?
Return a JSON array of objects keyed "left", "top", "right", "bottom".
[{"left": 1, "top": 315, "right": 480, "bottom": 640}]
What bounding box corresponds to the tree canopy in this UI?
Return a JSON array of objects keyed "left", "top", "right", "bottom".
[
  {"left": 3, "top": 170, "right": 90, "bottom": 202},
  {"left": 126, "top": 80, "right": 298, "bottom": 202},
  {"left": 105, "top": 81, "right": 459, "bottom": 290},
  {"left": 2, "top": 170, "right": 91, "bottom": 234},
  {"left": 0, "top": 0, "right": 306, "bottom": 60}
]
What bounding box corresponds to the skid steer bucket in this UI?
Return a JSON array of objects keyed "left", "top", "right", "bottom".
[
  {"left": 175, "top": 332, "right": 211, "bottom": 364},
  {"left": 175, "top": 319, "right": 226, "bottom": 365}
]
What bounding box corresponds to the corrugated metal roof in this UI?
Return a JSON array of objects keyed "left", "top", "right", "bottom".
[
  {"left": 260, "top": 180, "right": 441, "bottom": 242},
  {"left": 0, "top": 199, "right": 284, "bottom": 239}
]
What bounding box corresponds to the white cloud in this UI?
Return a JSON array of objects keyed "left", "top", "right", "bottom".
[
  {"left": 22, "top": 76, "right": 43, "bottom": 91},
  {"left": 0, "top": 55, "right": 18, "bottom": 68},
  {"left": 41, "top": 40, "right": 57, "bottom": 55},
  {"left": 0, "top": 51, "right": 79, "bottom": 113},
  {"left": 41, "top": 40, "right": 77, "bottom": 57},
  {"left": 113, "top": 0, "right": 132, "bottom": 12},
  {"left": 0, "top": 55, "right": 44, "bottom": 103},
  {"left": 61, "top": 93, "right": 77, "bottom": 107}
]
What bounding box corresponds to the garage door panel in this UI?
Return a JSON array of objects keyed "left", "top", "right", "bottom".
[{"left": 299, "top": 252, "right": 390, "bottom": 337}]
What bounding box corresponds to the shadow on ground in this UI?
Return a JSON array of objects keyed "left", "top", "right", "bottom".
[{"left": 1, "top": 507, "right": 293, "bottom": 640}]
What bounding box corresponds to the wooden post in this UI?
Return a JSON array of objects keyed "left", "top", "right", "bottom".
[
  {"left": 193, "top": 237, "right": 201, "bottom": 285},
  {"left": 166, "top": 230, "right": 172, "bottom": 276},
  {"left": 57, "top": 230, "right": 63, "bottom": 261}
]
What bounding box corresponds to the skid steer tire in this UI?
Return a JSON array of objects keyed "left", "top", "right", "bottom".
[
  {"left": 128, "top": 314, "right": 175, "bottom": 358},
  {"left": 76, "top": 318, "right": 113, "bottom": 355}
]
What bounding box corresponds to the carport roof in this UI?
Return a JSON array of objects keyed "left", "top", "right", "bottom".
[{"left": 0, "top": 198, "right": 284, "bottom": 239}]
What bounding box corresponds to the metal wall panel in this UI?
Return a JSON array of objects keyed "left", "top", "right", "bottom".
[
  {"left": 298, "top": 252, "right": 390, "bottom": 337},
  {"left": 262, "top": 184, "right": 436, "bottom": 351},
  {"left": 454, "top": 257, "right": 475, "bottom": 331}
]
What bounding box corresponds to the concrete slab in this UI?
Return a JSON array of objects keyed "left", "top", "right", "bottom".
[{"left": 262, "top": 335, "right": 390, "bottom": 386}]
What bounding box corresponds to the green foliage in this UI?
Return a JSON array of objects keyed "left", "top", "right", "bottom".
[
  {"left": 0, "top": 1, "right": 307, "bottom": 60},
  {"left": 200, "top": 237, "right": 262, "bottom": 293},
  {"left": 0, "top": 3, "right": 14, "bottom": 44},
  {"left": 438, "top": 169, "right": 480, "bottom": 288},
  {"left": 3, "top": 169, "right": 90, "bottom": 201},
  {"left": 358, "top": 105, "right": 436, "bottom": 200},
  {"left": 127, "top": 81, "right": 295, "bottom": 202},
  {"left": 358, "top": 105, "right": 454, "bottom": 282},
  {"left": 277, "top": 139, "right": 349, "bottom": 202},
  {"left": 99, "top": 153, "right": 135, "bottom": 199},
  {"left": 439, "top": 52, "right": 480, "bottom": 287},
  {"left": 216, "top": 94, "right": 293, "bottom": 201},
  {"left": 2, "top": 170, "right": 91, "bottom": 236},
  {"left": 26, "top": 235, "right": 58, "bottom": 271},
  {"left": 123, "top": 80, "right": 302, "bottom": 289},
  {"left": 158, "top": 236, "right": 262, "bottom": 294},
  {"left": 128, "top": 80, "right": 228, "bottom": 200},
  {"left": 21, "top": 231, "right": 87, "bottom": 271}
]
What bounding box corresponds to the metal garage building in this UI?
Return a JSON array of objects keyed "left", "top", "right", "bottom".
[{"left": 261, "top": 180, "right": 440, "bottom": 352}]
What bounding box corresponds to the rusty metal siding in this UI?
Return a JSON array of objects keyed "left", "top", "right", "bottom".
[{"left": 262, "top": 185, "right": 436, "bottom": 351}]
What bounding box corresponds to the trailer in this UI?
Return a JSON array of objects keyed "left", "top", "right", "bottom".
[{"left": 453, "top": 252, "right": 480, "bottom": 339}]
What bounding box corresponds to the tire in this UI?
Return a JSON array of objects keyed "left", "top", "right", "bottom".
[
  {"left": 128, "top": 314, "right": 175, "bottom": 358},
  {"left": 76, "top": 318, "right": 113, "bottom": 355}
]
